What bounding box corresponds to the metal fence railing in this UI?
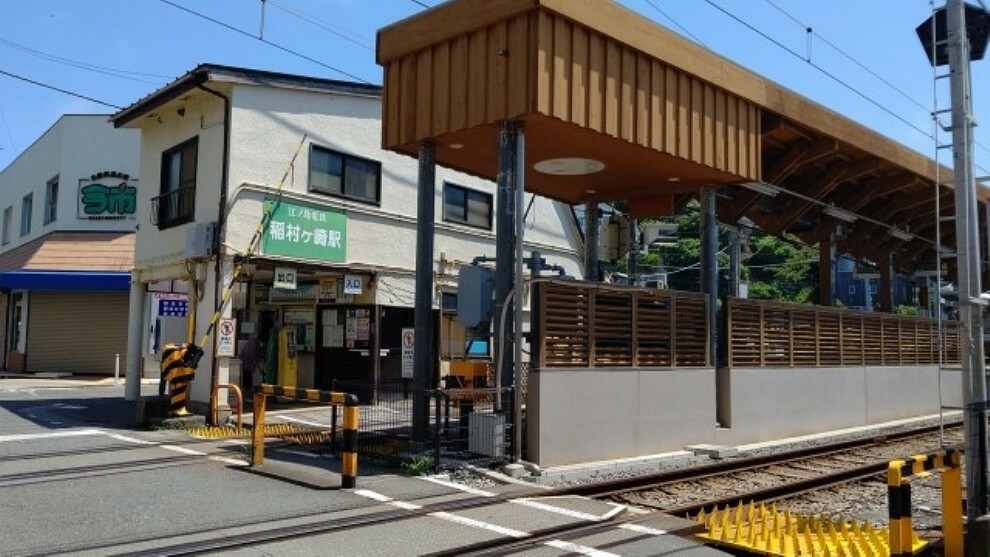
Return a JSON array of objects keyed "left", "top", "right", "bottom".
[{"left": 326, "top": 380, "right": 515, "bottom": 472}]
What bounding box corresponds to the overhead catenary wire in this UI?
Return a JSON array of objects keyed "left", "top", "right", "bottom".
[
  {"left": 0, "top": 69, "right": 121, "bottom": 109},
  {"left": 267, "top": 0, "right": 374, "bottom": 51},
  {"left": 640, "top": 0, "right": 708, "bottom": 47},
  {"left": 159, "top": 0, "right": 373, "bottom": 84}
]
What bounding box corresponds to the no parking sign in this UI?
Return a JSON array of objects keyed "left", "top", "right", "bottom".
[
  {"left": 401, "top": 328, "right": 414, "bottom": 379},
  {"left": 217, "top": 318, "right": 236, "bottom": 357}
]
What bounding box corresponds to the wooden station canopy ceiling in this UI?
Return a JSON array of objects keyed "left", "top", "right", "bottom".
[{"left": 377, "top": 0, "right": 989, "bottom": 273}]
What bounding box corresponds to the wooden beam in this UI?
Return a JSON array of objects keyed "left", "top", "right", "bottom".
[
  {"left": 727, "top": 138, "right": 838, "bottom": 223},
  {"left": 806, "top": 173, "right": 920, "bottom": 243},
  {"left": 772, "top": 159, "right": 877, "bottom": 232}
]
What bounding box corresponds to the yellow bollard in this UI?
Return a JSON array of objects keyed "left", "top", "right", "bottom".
[
  {"left": 160, "top": 343, "right": 199, "bottom": 417},
  {"left": 252, "top": 391, "right": 266, "bottom": 466}
]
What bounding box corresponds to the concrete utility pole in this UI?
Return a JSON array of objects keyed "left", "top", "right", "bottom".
[{"left": 946, "top": 0, "right": 990, "bottom": 521}]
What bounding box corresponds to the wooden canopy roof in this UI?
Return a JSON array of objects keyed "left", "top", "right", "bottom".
[{"left": 377, "top": 0, "right": 985, "bottom": 273}]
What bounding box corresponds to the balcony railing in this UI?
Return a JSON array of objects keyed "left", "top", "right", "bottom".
[{"left": 151, "top": 187, "right": 195, "bottom": 229}]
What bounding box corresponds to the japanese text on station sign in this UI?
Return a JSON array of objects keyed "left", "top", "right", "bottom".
[{"left": 262, "top": 200, "right": 346, "bottom": 262}]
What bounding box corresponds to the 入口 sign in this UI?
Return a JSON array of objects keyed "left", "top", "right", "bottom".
[
  {"left": 273, "top": 266, "right": 298, "bottom": 290},
  {"left": 343, "top": 274, "right": 363, "bottom": 295}
]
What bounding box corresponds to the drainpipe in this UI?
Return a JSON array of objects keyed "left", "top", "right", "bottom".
[{"left": 196, "top": 81, "right": 231, "bottom": 424}]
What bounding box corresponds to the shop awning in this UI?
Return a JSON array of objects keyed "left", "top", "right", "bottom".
[{"left": 0, "top": 270, "right": 130, "bottom": 291}]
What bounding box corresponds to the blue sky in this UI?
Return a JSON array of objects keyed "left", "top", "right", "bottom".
[{"left": 1, "top": 0, "right": 986, "bottom": 177}]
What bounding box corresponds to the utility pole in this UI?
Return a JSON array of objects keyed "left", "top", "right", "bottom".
[{"left": 946, "top": 0, "right": 990, "bottom": 521}]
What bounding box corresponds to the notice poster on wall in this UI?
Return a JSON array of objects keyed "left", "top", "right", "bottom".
[{"left": 356, "top": 317, "right": 370, "bottom": 341}]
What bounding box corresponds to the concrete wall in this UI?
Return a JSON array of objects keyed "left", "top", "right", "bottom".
[
  {"left": 713, "top": 365, "right": 960, "bottom": 447},
  {"left": 527, "top": 367, "right": 716, "bottom": 467}
]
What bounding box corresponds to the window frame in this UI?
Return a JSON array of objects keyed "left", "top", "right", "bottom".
[
  {"left": 20, "top": 193, "right": 32, "bottom": 237},
  {"left": 2, "top": 206, "right": 11, "bottom": 245},
  {"left": 44, "top": 175, "right": 58, "bottom": 225},
  {"left": 155, "top": 137, "right": 198, "bottom": 229},
  {"left": 442, "top": 182, "right": 493, "bottom": 230},
  {"left": 307, "top": 144, "right": 382, "bottom": 206}
]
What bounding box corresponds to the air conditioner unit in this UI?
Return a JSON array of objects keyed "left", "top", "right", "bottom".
[
  {"left": 185, "top": 222, "right": 217, "bottom": 259},
  {"left": 468, "top": 413, "right": 506, "bottom": 457}
]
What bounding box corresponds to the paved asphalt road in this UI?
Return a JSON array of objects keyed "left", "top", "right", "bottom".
[{"left": 0, "top": 377, "right": 724, "bottom": 556}]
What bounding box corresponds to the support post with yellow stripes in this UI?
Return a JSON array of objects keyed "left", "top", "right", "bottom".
[
  {"left": 252, "top": 384, "right": 359, "bottom": 488},
  {"left": 887, "top": 448, "right": 963, "bottom": 557},
  {"left": 159, "top": 343, "right": 203, "bottom": 417}
]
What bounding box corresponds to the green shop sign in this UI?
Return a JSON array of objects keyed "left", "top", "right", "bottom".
[
  {"left": 262, "top": 199, "right": 346, "bottom": 262},
  {"left": 77, "top": 171, "right": 137, "bottom": 220}
]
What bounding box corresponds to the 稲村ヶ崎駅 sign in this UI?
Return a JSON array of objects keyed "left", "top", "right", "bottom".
[
  {"left": 77, "top": 171, "right": 137, "bottom": 220},
  {"left": 262, "top": 199, "right": 346, "bottom": 262}
]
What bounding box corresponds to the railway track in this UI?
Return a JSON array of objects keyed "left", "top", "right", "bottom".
[{"left": 50, "top": 421, "right": 962, "bottom": 556}]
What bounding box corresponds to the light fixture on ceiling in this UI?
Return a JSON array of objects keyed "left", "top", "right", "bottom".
[
  {"left": 533, "top": 157, "right": 605, "bottom": 176},
  {"left": 822, "top": 205, "right": 858, "bottom": 223},
  {"left": 739, "top": 181, "right": 779, "bottom": 197},
  {"left": 585, "top": 189, "right": 597, "bottom": 194},
  {"left": 888, "top": 228, "right": 914, "bottom": 241},
  {"left": 449, "top": 143, "right": 464, "bottom": 149},
  {"left": 667, "top": 177, "right": 681, "bottom": 182}
]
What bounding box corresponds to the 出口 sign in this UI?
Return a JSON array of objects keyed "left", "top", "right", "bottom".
[{"left": 262, "top": 200, "right": 346, "bottom": 262}]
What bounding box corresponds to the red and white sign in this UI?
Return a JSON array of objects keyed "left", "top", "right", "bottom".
[
  {"left": 216, "top": 318, "right": 236, "bottom": 357},
  {"left": 401, "top": 328, "right": 414, "bottom": 379}
]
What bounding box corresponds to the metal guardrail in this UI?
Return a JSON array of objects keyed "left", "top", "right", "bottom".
[
  {"left": 887, "top": 448, "right": 963, "bottom": 557},
  {"left": 252, "top": 384, "right": 359, "bottom": 488}
]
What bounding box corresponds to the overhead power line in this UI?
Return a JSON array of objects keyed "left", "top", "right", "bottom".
[
  {"left": 159, "top": 0, "right": 373, "bottom": 84},
  {"left": 0, "top": 38, "right": 169, "bottom": 85},
  {"left": 0, "top": 69, "right": 122, "bottom": 109},
  {"left": 641, "top": 0, "right": 708, "bottom": 47},
  {"left": 408, "top": 0, "right": 433, "bottom": 8},
  {"left": 267, "top": 0, "right": 374, "bottom": 51}
]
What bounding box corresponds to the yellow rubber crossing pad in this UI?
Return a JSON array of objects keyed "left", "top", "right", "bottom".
[
  {"left": 694, "top": 501, "right": 926, "bottom": 557},
  {"left": 185, "top": 423, "right": 334, "bottom": 443}
]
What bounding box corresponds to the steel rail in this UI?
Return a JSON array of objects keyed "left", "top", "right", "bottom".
[{"left": 48, "top": 421, "right": 960, "bottom": 556}]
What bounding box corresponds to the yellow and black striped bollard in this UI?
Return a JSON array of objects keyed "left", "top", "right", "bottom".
[{"left": 160, "top": 343, "right": 200, "bottom": 417}]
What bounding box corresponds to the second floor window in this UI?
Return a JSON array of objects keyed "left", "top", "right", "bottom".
[
  {"left": 443, "top": 182, "right": 492, "bottom": 229},
  {"left": 309, "top": 145, "right": 381, "bottom": 204},
  {"left": 20, "top": 194, "right": 32, "bottom": 237},
  {"left": 44, "top": 176, "right": 58, "bottom": 225},
  {"left": 2, "top": 206, "right": 11, "bottom": 245},
  {"left": 154, "top": 137, "right": 198, "bottom": 229}
]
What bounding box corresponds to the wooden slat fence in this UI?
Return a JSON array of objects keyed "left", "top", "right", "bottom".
[
  {"left": 537, "top": 281, "right": 709, "bottom": 368},
  {"left": 727, "top": 298, "right": 961, "bottom": 367}
]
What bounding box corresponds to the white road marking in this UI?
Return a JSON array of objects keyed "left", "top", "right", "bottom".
[
  {"left": 544, "top": 540, "right": 619, "bottom": 556},
  {"left": 160, "top": 445, "right": 206, "bottom": 456},
  {"left": 271, "top": 414, "right": 328, "bottom": 428},
  {"left": 419, "top": 476, "right": 497, "bottom": 497},
  {"left": 101, "top": 432, "right": 157, "bottom": 445},
  {"left": 511, "top": 498, "right": 624, "bottom": 522},
  {"left": 429, "top": 512, "right": 530, "bottom": 538},
  {"left": 619, "top": 523, "right": 668, "bottom": 536},
  {"left": 52, "top": 404, "right": 88, "bottom": 410},
  {"left": 277, "top": 449, "right": 321, "bottom": 459},
  {"left": 0, "top": 429, "right": 102, "bottom": 443},
  {"left": 208, "top": 455, "right": 248, "bottom": 466},
  {"left": 390, "top": 501, "right": 423, "bottom": 511},
  {"left": 354, "top": 489, "right": 393, "bottom": 502}
]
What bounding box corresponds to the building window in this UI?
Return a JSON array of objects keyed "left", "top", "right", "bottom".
[
  {"left": 443, "top": 182, "right": 493, "bottom": 229},
  {"left": 308, "top": 145, "right": 381, "bottom": 204},
  {"left": 869, "top": 282, "right": 878, "bottom": 295},
  {"left": 20, "top": 194, "right": 32, "bottom": 237},
  {"left": 848, "top": 285, "right": 855, "bottom": 295},
  {"left": 153, "top": 137, "right": 198, "bottom": 229},
  {"left": 2, "top": 206, "right": 11, "bottom": 245},
  {"left": 44, "top": 175, "right": 58, "bottom": 225}
]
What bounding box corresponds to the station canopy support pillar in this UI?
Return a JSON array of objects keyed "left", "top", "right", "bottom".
[
  {"left": 700, "top": 186, "right": 718, "bottom": 367},
  {"left": 494, "top": 121, "right": 519, "bottom": 391},
  {"left": 819, "top": 234, "right": 836, "bottom": 306},
  {"left": 879, "top": 253, "right": 893, "bottom": 313},
  {"left": 412, "top": 140, "right": 436, "bottom": 442},
  {"left": 584, "top": 202, "right": 600, "bottom": 281},
  {"left": 729, "top": 227, "right": 741, "bottom": 298}
]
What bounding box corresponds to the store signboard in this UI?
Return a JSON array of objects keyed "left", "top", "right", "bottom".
[
  {"left": 262, "top": 200, "right": 346, "bottom": 262},
  {"left": 401, "top": 328, "right": 414, "bottom": 379},
  {"left": 77, "top": 171, "right": 137, "bottom": 220}
]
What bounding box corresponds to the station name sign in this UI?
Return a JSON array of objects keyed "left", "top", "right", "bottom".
[{"left": 262, "top": 199, "right": 346, "bottom": 262}]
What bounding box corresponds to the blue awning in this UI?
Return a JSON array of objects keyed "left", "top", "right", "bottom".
[{"left": 0, "top": 271, "right": 130, "bottom": 291}]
